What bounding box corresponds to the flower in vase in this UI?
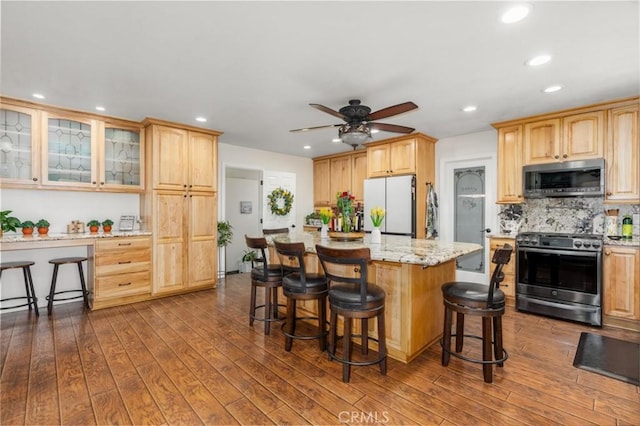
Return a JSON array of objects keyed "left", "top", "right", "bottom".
[
  {"left": 370, "top": 206, "right": 385, "bottom": 228},
  {"left": 318, "top": 207, "right": 333, "bottom": 225},
  {"left": 336, "top": 191, "right": 356, "bottom": 232}
]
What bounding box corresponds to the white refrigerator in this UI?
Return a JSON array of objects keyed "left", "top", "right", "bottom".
[{"left": 363, "top": 175, "right": 416, "bottom": 237}]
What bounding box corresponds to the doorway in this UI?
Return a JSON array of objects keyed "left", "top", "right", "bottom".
[{"left": 440, "top": 156, "right": 497, "bottom": 284}]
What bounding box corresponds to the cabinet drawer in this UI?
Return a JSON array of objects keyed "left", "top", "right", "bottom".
[
  {"left": 95, "top": 249, "right": 151, "bottom": 276},
  {"left": 96, "top": 271, "right": 151, "bottom": 299},
  {"left": 96, "top": 237, "right": 151, "bottom": 252}
]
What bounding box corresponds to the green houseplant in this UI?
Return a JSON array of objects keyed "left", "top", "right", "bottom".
[
  {"left": 240, "top": 249, "right": 258, "bottom": 273},
  {"left": 101, "top": 219, "right": 114, "bottom": 233},
  {"left": 87, "top": 219, "right": 100, "bottom": 233},
  {"left": 36, "top": 219, "right": 50, "bottom": 235},
  {"left": 20, "top": 220, "right": 36, "bottom": 236},
  {"left": 0, "top": 210, "right": 21, "bottom": 237},
  {"left": 217, "top": 221, "right": 233, "bottom": 278}
]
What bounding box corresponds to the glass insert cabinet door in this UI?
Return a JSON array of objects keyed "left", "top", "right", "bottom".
[
  {"left": 102, "top": 123, "right": 143, "bottom": 189},
  {"left": 43, "top": 112, "right": 98, "bottom": 188},
  {"left": 0, "top": 105, "right": 40, "bottom": 185}
]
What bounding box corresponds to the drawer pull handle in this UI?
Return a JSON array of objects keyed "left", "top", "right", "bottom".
[
  {"left": 118, "top": 261, "right": 132, "bottom": 264},
  {"left": 118, "top": 282, "right": 132, "bottom": 287},
  {"left": 118, "top": 243, "right": 132, "bottom": 246}
]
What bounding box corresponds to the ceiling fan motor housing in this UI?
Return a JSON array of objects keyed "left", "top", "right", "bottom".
[{"left": 339, "top": 99, "right": 371, "bottom": 121}]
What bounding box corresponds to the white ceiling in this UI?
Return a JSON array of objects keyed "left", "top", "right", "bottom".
[{"left": 2, "top": 1, "right": 638, "bottom": 158}]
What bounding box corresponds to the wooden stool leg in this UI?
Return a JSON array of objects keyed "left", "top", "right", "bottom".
[
  {"left": 377, "top": 309, "right": 387, "bottom": 375},
  {"left": 442, "top": 306, "right": 452, "bottom": 366},
  {"left": 77, "top": 261, "right": 90, "bottom": 309},
  {"left": 343, "top": 317, "right": 352, "bottom": 382},
  {"left": 264, "top": 287, "right": 272, "bottom": 335},
  {"left": 24, "top": 266, "right": 39, "bottom": 316},
  {"left": 494, "top": 316, "right": 504, "bottom": 368},
  {"left": 249, "top": 283, "right": 257, "bottom": 326},
  {"left": 361, "top": 318, "right": 368, "bottom": 355},
  {"left": 47, "top": 264, "right": 59, "bottom": 316},
  {"left": 482, "top": 317, "right": 493, "bottom": 383},
  {"left": 273, "top": 289, "right": 279, "bottom": 319},
  {"left": 318, "top": 296, "right": 327, "bottom": 351},
  {"left": 328, "top": 309, "right": 338, "bottom": 360},
  {"left": 455, "top": 312, "right": 465, "bottom": 352},
  {"left": 285, "top": 297, "right": 295, "bottom": 352}
]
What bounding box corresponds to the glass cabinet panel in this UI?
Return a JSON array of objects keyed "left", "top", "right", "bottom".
[
  {"left": 47, "top": 117, "right": 93, "bottom": 183},
  {"left": 0, "top": 107, "right": 38, "bottom": 184},
  {"left": 103, "top": 127, "right": 141, "bottom": 186}
]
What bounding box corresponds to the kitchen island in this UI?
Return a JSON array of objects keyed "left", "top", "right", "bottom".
[{"left": 267, "top": 232, "right": 481, "bottom": 363}]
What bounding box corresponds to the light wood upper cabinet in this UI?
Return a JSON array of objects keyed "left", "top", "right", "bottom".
[
  {"left": 330, "top": 156, "right": 352, "bottom": 200},
  {"left": 497, "top": 125, "right": 523, "bottom": 203},
  {"left": 351, "top": 151, "right": 368, "bottom": 202},
  {"left": 606, "top": 105, "right": 639, "bottom": 203},
  {"left": 150, "top": 125, "right": 188, "bottom": 190},
  {"left": 0, "top": 103, "right": 41, "bottom": 187},
  {"left": 313, "top": 159, "right": 331, "bottom": 206},
  {"left": 188, "top": 131, "right": 217, "bottom": 192},
  {"left": 100, "top": 120, "right": 145, "bottom": 192},
  {"left": 367, "top": 138, "right": 416, "bottom": 177},
  {"left": 603, "top": 246, "right": 639, "bottom": 321},
  {"left": 523, "top": 112, "right": 604, "bottom": 165}
]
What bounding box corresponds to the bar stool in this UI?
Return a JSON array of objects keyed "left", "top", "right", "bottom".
[
  {"left": 46, "top": 257, "right": 90, "bottom": 315},
  {"left": 274, "top": 240, "right": 328, "bottom": 351},
  {"left": 440, "top": 244, "right": 513, "bottom": 383},
  {"left": 316, "top": 245, "right": 387, "bottom": 383},
  {"left": 245, "top": 235, "right": 285, "bottom": 335},
  {"left": 0, "top": 261, "right": 39, "bottom": 316}
]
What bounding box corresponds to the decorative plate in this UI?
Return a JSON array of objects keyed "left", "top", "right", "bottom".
[{"left": 328, "top": 231, "right": 365, "bottom": 241}]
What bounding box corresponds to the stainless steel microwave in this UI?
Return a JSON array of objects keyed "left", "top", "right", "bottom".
[{"left": 523, "top": 159, "right": 605, "bottom": 198}]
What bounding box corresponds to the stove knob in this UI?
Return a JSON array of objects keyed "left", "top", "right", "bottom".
[
  {"left": 523, "top": 238, "right": 530, "bottom": 244},
  {"left": 583, "top": 241, "right": 591, "bottom": 248},
  {"left": 574, "top": 240, "right": 583, "bottom": 248},
  {"left": 531, "top": 240, "right": 538, "bottom": 245},
  {"left": 592, "top": 241, "right": 601, "bottom": 249}
]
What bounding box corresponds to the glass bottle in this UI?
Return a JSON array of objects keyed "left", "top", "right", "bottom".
[{"left": 622, "top": 215, "right": 633, "bottom": 239}]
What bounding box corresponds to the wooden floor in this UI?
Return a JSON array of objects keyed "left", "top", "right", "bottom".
[{"left": 1, "top": 273, "right": 639, "bottom": 425}]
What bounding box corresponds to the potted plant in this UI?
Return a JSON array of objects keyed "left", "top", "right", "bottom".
[
  {"left": 0, "top": 210, "right": 21, "bottom": 237},
  {"left": 217, "top": 221, "right": 233, "bottom": 278},
  {"left": 87, "top": 219, "right": 100, "bottom": 233},
  {"left": 20, "top": 220, "right": 36, "bottom": 236},
  {"left": 35, "top": 219, "right": 50, "bottom": 235},
  {"left": 101, "top": 219, "right": 114, "bottom": 233},
  {"left": 239, "top": 249, "right": 258, "bottom": 273}
]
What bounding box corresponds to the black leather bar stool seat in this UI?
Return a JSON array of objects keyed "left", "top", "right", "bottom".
[
  {"left": 46, "top": 256, "right": 90, "bottom": 315},
  {"left": 316, "top": 245, "right": 387, "bottom": 383},
  {"left": 275, "top": 241, "right": 328, "bottom": 352},
  {"left": 245, "top": 235, "right": 285, "bottom": 335},
  {"left": 0, "top": 261, "right": 39, "bottom": 316},
  {"left": 440, "top": 244, "right": 513, "bottom": 383}
]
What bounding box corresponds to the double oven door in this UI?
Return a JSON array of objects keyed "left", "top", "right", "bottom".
[{"left": 516, "top": 246, "right": 602, "bottom": 326}]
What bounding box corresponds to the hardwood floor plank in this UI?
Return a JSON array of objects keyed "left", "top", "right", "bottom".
[
  {"left": 354, "top": 395, "right": 429, "bottom": 425},
  {"left": 0, "top": 317, "right": 34, "bottom": 424},
  {"left": 225, "top": 397, "right": 275, "bottom": 425},
  {"left": 92, "top": 389, "right": 132, "bottom": 425},
  {"left": 25, "top": 319, "right": 59, "bottom": 425},
  {"left": 118, "top": 374, "right": 167, "bottom": 425}
]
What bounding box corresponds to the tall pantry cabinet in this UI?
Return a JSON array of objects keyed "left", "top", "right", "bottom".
[{"left": 141, "top": 118, "right": 222, "bottom": 296}]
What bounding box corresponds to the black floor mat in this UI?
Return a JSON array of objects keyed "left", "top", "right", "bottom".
[{"left": 573, "top": 332, "right": 640, "bottom": 386}]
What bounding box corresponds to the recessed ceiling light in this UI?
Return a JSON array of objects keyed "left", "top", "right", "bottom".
[
  {"left": 462, "top": 105, "right": 477, "bottom": 112},
  {"left": 543, "top": 85, "right": 563, "bottom": 93},
  {"left": 370, "top": 129, "right": 380, "bottom": 134},
  {"left": 526, "top": 55, "right": 551, "bottom": 67},
  {"left": 501, "top": 4, "right": 531, "bottom": 23},
  {"left": 332, "top": 138, "right": 341, "bottom": 143},
  {"left": 32, "top": 93, "right": 45, "bottom": 99},
  {"left": 195, "top": 117, "right": 207, "bottom": 123},
  {"left": 95, "top": 106, "right": 106, "bottom": 112},
  {"left": 303, "top": 145, "right": 311, "bottom": 150}
]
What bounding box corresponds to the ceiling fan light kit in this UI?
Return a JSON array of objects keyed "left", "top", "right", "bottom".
[{"left": 291, "top": 99, "right": 418, "bottom": 149}]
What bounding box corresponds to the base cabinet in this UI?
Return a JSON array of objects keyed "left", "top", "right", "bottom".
[
  {"left": 489, "top": 237, "right": 516, "bottom": 304},
  {"left": 603, "top": 246, "right": 640, "bottom": 331},
  {"left": 91, "top": 236, "right": 152, "bottom": 309}
]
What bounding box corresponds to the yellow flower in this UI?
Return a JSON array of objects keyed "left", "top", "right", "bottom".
[
  {"left": 370, "top": 207, "right": 385, "bottom": 227},
  {"left": 319, "top": 207, "right": 333, "bottom": 224}
]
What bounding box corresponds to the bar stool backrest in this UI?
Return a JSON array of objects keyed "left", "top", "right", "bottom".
[
  {"left": 315, "top": 245, "right": 371, "bottom": 307},
  {"left": 245, "top": 235, "right": 271, "bottom": 281},
  {"left": 274, "top": 240, "right": 308, "bottom": 287},
  {"left": 263, "top": 228, "right": 289, "bottom": 235},
  {"left": 487, "top": 244, "right": 513, "bottom": 307}
]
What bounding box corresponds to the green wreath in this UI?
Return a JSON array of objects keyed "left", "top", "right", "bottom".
[{"left": 268, "top": 187, "right": 294, "bottom": 216}]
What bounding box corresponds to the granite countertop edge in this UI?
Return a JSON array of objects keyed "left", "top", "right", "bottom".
[{"left": 1, "top": 230, "right": 152, "bottom": 244}]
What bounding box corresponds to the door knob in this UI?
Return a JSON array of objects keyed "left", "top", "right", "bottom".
[{"left": 482, "top": 228, "right": 491, "bottom": 233}]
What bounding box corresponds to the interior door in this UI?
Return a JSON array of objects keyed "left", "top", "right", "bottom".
[
  {"left": 441, "top": 156, "right": 497, "bottom": 284},
  {"left": 262, "top": 170, "right": 296, "bottom": 231}
]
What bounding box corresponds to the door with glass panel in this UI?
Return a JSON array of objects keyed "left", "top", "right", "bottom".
[
  {"left": 0, "top": 105, "right": 41, "bottom": 186},
  {"left": 100, "top": 121, "right": 144, "bottom": 191},
  {"left": 441, "top": 157, "right": 497, "bottom": 284}
]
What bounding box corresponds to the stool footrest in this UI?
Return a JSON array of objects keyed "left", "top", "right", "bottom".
[
  {"left": 46, "top": 290, "right": 90, "bottom": 303},
  {"left": 249, "top": 303, "right": 286, "bottom": 323},
  {"left": 281, "top": 316, "right": 329, "bottom": 341},
  {"left": 0, "top": 296, "right": 39, "bottom": 310},
  {"left": 440, "top": 333, "right": 508, "bottom": 365}
]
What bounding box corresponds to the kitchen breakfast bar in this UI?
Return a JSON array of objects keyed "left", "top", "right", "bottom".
[{"left": 267, "top": 232, "right": 481, "bottom": 363}]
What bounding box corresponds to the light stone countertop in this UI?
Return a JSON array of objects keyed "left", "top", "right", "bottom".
[
  {"left": 604, "top": 236, "right": 640, "bottom": 247},
  {"left": 0, "top": 230, "right": 152, "bottom": 251},
  {"left": 269, "top": 232, "right": 482, "bottom": 267}
]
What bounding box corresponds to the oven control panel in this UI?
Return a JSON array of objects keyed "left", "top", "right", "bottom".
[{"left": 516, "top": 233, "right": 602, "bottom": 252}]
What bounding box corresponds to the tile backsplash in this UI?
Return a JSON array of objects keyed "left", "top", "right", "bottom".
[{"left": 500, "top": 198, "right": 640, "bottom": 235}]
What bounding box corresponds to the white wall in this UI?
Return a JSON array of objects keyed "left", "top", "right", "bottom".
[
  {"left": 0, "top": 189, "right": 140, "bottom": 309},
  {"left": 225, "top": 176, "right": 260, "bottom": 272}
]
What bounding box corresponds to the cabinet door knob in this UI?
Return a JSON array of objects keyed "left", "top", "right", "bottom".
[
  {"left": 606, "top": 192, "right": 612, "bottom": 196},
  {"left": 604, "top": 250, "right": 611, "bottom": 256},
  {"left": 184, "top": 184, "right": 187, "bottom": 188},
  {"left": 100, "top": 182, "right": 105, "bottom": 185},
  {"left": 32, "top": 177, "right": 38, "bottom": 182},
  {"left": 554, "top": 155, "right": 560, "bottom": 159},
  {"left": 92, "top": 181, "right": 97, "bottom": 184},
  {"left": 562, "top": 154, "right": 568, "bottom": 158}
]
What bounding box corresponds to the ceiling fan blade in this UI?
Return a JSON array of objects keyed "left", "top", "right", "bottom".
[
  {"left": 366, "top": 101, "right": 418, "bottom": 121},
  {"left": 310, "top": 103, "right": 347, "bottom": 120},
  {"left": 369, "top": 122, "right": 415, "bottom": 134},
  {"left": 289, "top": 123, "right": 342, "bottom": 132}
]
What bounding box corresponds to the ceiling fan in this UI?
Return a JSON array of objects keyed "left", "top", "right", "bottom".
[{"left": 290, "top": 99, "right": 418, "bottom": 149}]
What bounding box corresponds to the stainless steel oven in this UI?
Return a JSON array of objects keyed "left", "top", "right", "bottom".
[{"left": 516, "top": 232, "right": 603, "bottom": 326}]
